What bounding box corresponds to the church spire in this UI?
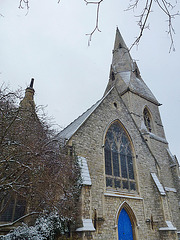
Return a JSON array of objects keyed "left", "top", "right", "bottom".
[
  {"left": 112, "top": 27, "right": 133, "bottom": 72},
  {"left": 104, "top": 28, "right": 133, "bottom": 95},
  {"left": 104, "top": 28, "right": 159, "bottom": 105}
]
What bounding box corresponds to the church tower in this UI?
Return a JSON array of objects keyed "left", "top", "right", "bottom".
[{"left": 59, "top": 28, "right": 180, "bottom": 240}]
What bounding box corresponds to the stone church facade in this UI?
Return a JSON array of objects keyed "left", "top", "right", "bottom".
[{"left": 59, "top": 28, "right": 180, "bottom": 240}]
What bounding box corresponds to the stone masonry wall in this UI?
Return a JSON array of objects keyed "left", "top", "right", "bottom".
[
  {"left": 70, "top": 88, "right": 178, "bottom": 239},
  {"left": 122, "top": 90, "right": 180, "bottom": 231}
]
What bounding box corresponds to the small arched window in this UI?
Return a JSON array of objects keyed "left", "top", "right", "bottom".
[
  {"left": 143, "top": 108, "right": 152, "bottom": 132},
  {"left": 104, "top": 121, "right": 136, "bottom": 192}
]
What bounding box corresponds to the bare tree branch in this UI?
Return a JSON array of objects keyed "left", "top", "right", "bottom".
[
  {"left": 155, "top": 0, "right": 178, "bottom": 52},
  {"left": 12, "top": 0, "right": 180, "bottom": 48},
  {"left": 128, "top": 0, "right": 153, "bottom": 50},
  {"left": 15, "top": 0, "right": 179, "bottom": 50},
  {"left": 19, "top": 0, "right": 29, "bottom": 10},
  {"left": 0, "top": 212, "right": 39, "bottom": 229},
  {"left": 84, "top": 0, "right": 103, "bottom": 45},
  {"left": 126, "top": 0, "right": 179, "bottom": 51}
]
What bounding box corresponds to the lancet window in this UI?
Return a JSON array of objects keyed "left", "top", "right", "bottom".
[
  {"left": 143, "top": 108, "right": 152, "bottom": 132},
  {"left": 104, "top": 121, "right": 136, "bottom": 192}
]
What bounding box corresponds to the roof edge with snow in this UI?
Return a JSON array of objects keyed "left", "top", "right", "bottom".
[
  {"left": 58, "top": 86, "right": 114, "bottom": 141},
  {"left": 78, "top": 156, "right": 91, "bottom": 186},
  {"left": 76, "top": 219, "right": 95, "bottom": 232}
]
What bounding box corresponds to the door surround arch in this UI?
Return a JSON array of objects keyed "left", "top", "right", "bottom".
[{"left": 115, "top": 201, "right": 138, "bottom": 240}]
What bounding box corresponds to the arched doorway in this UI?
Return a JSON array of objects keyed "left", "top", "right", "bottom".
[{"left": 118, "top": 208, "right": 133, "bottom": 240}]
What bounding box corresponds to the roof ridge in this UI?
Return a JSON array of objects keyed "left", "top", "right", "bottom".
[{"left": 58, "top": 86, "right": 114, "bottom": 140}]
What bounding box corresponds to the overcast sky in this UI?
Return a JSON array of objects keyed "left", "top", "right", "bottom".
[{"left": 1, "top": 0, "right": 180, "bottom": 161}]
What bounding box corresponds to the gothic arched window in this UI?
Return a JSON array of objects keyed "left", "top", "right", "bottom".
[
  {"left": 104, "top": 121, "right": 136, "bottom": 192},
  {"left": 143, "top": 108, "right": 152, "bottom": 132},
  {"left": 0, "top": 193, "right": 26, "bottom": 222}
]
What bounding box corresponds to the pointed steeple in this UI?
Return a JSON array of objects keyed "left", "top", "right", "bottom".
[
  {"left": 104, "top": 28, "right": 160, "bottom": 105},
  {"left": 20, "top": 78, "right": 35, "bottom": 110},
  {"left": 104, "top": 28, "right": 133, "bottom": 94},
  {"left": 112, "top": 27, "right": 132, "bottom": 72},
  {"left": 114, "top": 27, "right": 127, "bottom": 50}
]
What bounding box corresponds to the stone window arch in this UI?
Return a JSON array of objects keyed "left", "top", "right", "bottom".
[
  {"left": 143, "top": 107, "right": 152, "bottom": 132},
  {"left": 104, "top": 120, "right": 136, "bottom": 192}
]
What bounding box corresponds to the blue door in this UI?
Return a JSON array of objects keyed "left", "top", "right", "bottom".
[{"left": 118, "top": 208, "right": 133, "bottom": 240}]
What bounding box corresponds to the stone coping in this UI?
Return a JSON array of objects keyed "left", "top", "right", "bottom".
[
  {"left": 159, "top": 221, "right": 177, "bottom": 231},
  {"left": 104, "top": 191, "right": 143, "bottom": 200},
  {"left": 76, "top": 219, "right": 95, "bottom": 232}
]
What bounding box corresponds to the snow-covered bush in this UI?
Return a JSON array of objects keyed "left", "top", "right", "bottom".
[{"left": 0, "top": 212, "right": 70, "bottom": 240}]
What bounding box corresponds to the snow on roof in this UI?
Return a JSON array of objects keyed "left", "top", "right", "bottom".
[
  {"left": 58, "top": 87, "right": 114, "bottom": 141},
  {"left": 159, "top": 221, "right": 177, "bottom": 231},
  {"left": 119, "top": 71, "right": 160, "bottom": 105},
  {"left": 142, "top": 132, "right": 168, "bottom": 144},
  {"left": 119, "top": 71, "right": 131, "bottom": 85},
  {"left": 164, "top": 187, "right": 177, "bottom": 193},
  {"left": 151, "top": 172, "right": 166, "bottom": 195},
  {"left": 78, "top": 156, "right": 91, "bottom": 186},
  {"left": 76, "top": 219, "right": 95, "bottom": 232},
  {"left": 58, "top": 100, "right": 100, "bottom": 140}
]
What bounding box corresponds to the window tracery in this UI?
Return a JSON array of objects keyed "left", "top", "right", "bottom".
[{"left": 104, "top": 121, "right": 136, "bottom": 192}]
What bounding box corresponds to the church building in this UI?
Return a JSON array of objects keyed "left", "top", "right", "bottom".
[{"left": 59, "top": 28, "right": 180, "bottom": 240}]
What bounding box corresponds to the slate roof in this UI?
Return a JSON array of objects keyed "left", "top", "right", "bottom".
[
  {"left": 58, "top": 87, "right": 114, "bottom": 141},
  {"left": 118, "top": 71, "right": 160, "bottom": 105}
]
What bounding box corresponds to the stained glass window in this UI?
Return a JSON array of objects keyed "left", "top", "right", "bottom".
[{"left": 104, "top": 121, "right": 136, "bottom": 192}]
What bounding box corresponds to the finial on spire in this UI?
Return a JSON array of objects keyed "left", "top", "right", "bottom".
[{"left": 30, "top": 78, "right": 34, "bottom": 88}]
